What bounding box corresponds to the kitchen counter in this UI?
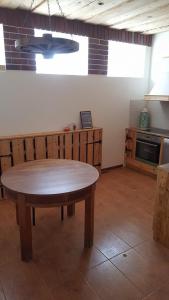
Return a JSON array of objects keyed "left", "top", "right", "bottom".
[
  {"left": 134, "top": 127, "right": 169, "bottom": 138},
  {"left": 125, "top": 127, "right": 169, "bottom": 176}
]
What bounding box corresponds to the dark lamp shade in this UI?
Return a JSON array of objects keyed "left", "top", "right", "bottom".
[{"left": 15, "top": 34, "right": 79, "bottom": 59}]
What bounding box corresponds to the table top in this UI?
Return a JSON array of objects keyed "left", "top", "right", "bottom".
[{"left": 1, "top": 159, "right": 99, "bottom": 196}]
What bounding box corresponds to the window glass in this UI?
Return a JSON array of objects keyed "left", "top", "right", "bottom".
[
  {"left": 108, "top": 41, "right": 147, "bottom": 78},
  {"left": 35, "top": 29, "right": 88, "bottom": 75},
  {"left": 0, "top": 24, "right": 6, "bottom": 69}
]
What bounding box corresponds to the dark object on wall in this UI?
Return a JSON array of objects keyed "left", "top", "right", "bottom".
[
  {"left": 80, "top": 111, "right": 93, "bottom": 129},
  {"left": 14, "top": 0, "right": 79, "bottom": 58},
  {"left": 15, "top": 34, "right": 79, "bottom": 59}
]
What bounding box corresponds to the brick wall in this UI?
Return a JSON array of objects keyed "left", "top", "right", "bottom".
[
  {"left": 3, "top": 24, "right": 109, "bottom": 75},
  {"left": 88, "top": 38, "right": 108, "bottom": 75},
  {"left": 0, "top": 7, "right": 152, "bottom": 75},
  {"left": 3, "top": 25, "right": 36, "bottom": 71}
]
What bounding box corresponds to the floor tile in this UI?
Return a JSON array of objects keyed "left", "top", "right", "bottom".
[
  {"left": 111, "top": 221, "right": 152, "bottom": 247},
  {"left": 143, "top": 281, "right": 169, "bottom": 299},
  {"left": 86, "top": 260, "right": 142, "bottom": 300},
  {"left": 37, "top": 257, "right": 101, "bottom": 300},
  {"left": 37, "top": 237, "right": 107, "bottom": 272},
  {"left": 111, "top": 248, "right": 169, "bottom": 296},
  {"left": 0, "top": 283, "right": 5, "bottom": 300},
  {"left": 0, "top": 261, "right": 53, "bottom": 300},
  {"left": 134, "top": 239, "right": 169, "bottom": 265},
  {"left": 0, "top": 200, "right": 20, "bottom": 266},
  {"left": 94, "top": 229, "right": 131, "bottom": 258}
]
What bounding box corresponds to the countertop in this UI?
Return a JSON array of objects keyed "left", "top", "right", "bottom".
[{"left": 133, "top": 127, "right": 169, "bottom": 138}]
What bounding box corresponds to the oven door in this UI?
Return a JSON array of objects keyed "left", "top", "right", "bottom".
[{"left": 136, "top": 139, "right": 160, "bottom": 164}]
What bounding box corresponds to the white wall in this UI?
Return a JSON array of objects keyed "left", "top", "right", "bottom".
[
  {"left": 150, "top": 31, "right": 169, "bottom": 83},
  {"left": 147, "top": 31, "right": 169, "bottom": 129},
  {"left": 0, "top": 71, "right": 148, "bottom": 168}
]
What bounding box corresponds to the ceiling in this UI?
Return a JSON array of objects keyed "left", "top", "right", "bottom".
[{"left": 1, "top": 0, "right": 169, "bottom": 35}]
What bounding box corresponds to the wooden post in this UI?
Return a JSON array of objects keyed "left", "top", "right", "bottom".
[{"left": 153, "top": 164, "right": 169, "bottom": 247}]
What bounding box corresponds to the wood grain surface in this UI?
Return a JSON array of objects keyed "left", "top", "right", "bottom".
[{"left": 1, "top": 159, "right": 99, "bottom": 196}]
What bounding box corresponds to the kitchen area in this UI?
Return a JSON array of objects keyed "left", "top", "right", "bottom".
[
  {"left": 126, "top": 28, "right": 169, "bottom": 176},
  {"left": 126, "top": 28, "right": 169, "bottom": 253},
  {"left": 125, "top": 125, "right": 169, "bottom": 176}
]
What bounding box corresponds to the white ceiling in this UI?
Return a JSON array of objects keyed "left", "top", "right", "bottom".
[{"left": 1, "top": 0, "right": 169, "bottom": 35}]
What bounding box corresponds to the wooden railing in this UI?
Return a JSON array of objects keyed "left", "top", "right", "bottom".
[{"left": 0, "top": 128, "right": 102, "bottom": 198}]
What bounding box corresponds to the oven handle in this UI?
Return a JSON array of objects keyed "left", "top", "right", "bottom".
[{"left": 136, "top": 140, "right": 160, "bottom": 147}]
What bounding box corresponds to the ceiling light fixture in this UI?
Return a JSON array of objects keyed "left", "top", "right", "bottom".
[{"left": 15, "top": 0, "right": 79, "bottom": 59}]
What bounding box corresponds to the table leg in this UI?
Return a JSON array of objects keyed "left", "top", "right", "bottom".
[
  {"left": 61, "top": 206, "right": 64, "bottom": 221},
  {"left": 17, "top": 195, "right": 32, "bottom": 261},
  {"left": 84, "top": 185, "right": 95, "bottom": 248},
  {"left": 67, "top": 203, "right": 75, "bottom": 217},
  {"left": 32, "top": 207, "right": 36, "bottom": 226},
  {"left": 15, "top": 203, "right": 19, "bottom": 225}
]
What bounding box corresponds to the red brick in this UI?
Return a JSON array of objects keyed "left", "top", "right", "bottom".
[
  {"left": 3, "top": 25, "right": 19, "bottom": 33},
  {"left": 89, "top": 43, "right": 108, "bottom": 51},
  {"left": 6, "top": 51, "right": 35, "bottom": 59},
  {"left": 88, "top": 69, "right": 107, "bottom": 75},
  {"left": 88, "top": 59, "right": 107, "bottom": 66},
  {"left": 89, "top": 54, "right": 107, "bottom": 60},
  {"left": 99, "top": 39, "right": 108, "bottom": 46},
  {"left": 5, "top": 58, "right": 11, "bottom": 64},
  {"left": 6, "top": 64, "right": 21, "bottom": 70},
  {"left": 4, "top": 38, "right": 15, "bottom": 46},
  {"left": 18, "top": 27, "right": 34, "bottom": 35},
  {"left": 89, "top": 48, "right": 108, "bottom": 56},
  {"left": 5, "top": 44, "right": 16, "bottom": 51},
  {"left": 89, "top": 38, "right": 100, "bottom": 43},
  {"left": 20, "top": 65, "right": 36, "bottom": 71},
  {"left": 11, "top": 58, "right": 35, "bottom": 65},
  {"left": 89, "top": 64, "right": 107, "bottom": 71}
]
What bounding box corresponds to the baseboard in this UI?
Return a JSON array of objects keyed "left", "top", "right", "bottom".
[{"left": 101, "top": 164, "right": 123, "bottom": 173}]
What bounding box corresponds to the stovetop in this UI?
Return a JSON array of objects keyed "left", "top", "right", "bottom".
[
  {"left": 137, "top": 127, "right": 169, "bottom": 137},
  {"left": 145, "top": 127, "right": 169, "bottom": 135}
]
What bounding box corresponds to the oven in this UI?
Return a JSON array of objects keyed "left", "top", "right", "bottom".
[{"left": 136, "top": 132, "right": 161, "bottom": 164}]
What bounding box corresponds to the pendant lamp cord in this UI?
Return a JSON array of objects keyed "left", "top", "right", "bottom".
[
  {"left": 56, "top": 0, "right": 64, "bottom": 17},
  {"left": 55, "top": 0, "right": 74, "bottom": 40},
  {"left": 23, "top": 0, "right": 35, "bottom": 27},
  {"left": 47, "top": 0, "right": 52, "bottom": 31}
]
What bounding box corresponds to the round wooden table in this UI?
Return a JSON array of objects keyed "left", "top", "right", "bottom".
[{"left": 1, "top": 159, "right": 99, "bottom": 261}]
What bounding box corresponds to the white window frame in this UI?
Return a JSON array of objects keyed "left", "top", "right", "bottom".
[
  {"left": 34, "top": 29, "right": 88, "bottom": 76},
  {"left": 107, "top": 41, "right": 148, "bottom": 78}
]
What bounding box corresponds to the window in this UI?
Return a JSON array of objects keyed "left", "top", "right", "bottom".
[
  {"left": 35, "top": 29, "right": 88, "bottom": 75},
  {"left": 0, "top": 24, "right": 6, "bottom": 69},
  {"left": 107, "top": 41, "right": 147, "bottom": 78}
]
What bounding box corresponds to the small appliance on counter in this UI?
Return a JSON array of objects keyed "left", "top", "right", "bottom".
[{"left": 139, "top": 107, "right": 150, "bottom": 130}]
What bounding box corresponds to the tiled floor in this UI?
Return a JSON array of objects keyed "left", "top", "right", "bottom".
[{"left": 0, "top": 167, "right": 169, "bottom": 300}]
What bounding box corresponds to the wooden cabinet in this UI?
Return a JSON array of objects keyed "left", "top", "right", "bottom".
[
  {"left": 125, "top": 128, "right": 163, "bottom": 176},
  {"left": 125, "top": 128, "right": 136, "bottom": 160},
  {"left": 0, "top": 128, "right": 102, "bottom": 199}
]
